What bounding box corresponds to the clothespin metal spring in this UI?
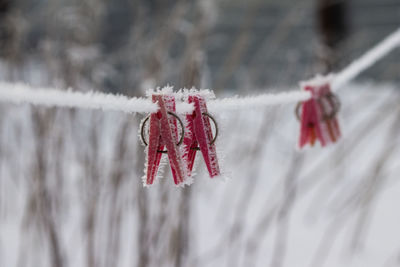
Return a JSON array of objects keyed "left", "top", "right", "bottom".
[{"left": 140, "top": 111, "right": 185, "bottom": 154}]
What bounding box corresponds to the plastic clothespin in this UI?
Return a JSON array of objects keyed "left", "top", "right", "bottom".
[
  {"left": 296, "top": 78, "right": 341, "bottom": 148},
  {"left": 183, "top": 92, "right": 220, "bottom": 178},
  {"left": 140, "top": 92, "right": 188, "bottom": 186}
]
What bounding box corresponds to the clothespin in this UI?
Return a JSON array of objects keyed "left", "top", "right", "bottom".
[
  {"left": 183, "top": 90, "right": 220, "bottom": 178},
  {"left": 296, "top": 76, "right": 341, "bottom": 148},
  {"left": 140, "top": 90, "right": 188, "bottom": 186}
]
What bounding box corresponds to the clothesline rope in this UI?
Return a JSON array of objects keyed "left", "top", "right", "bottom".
[
  {"left": 0, "top": 82, "right": 159, "bottom": 114},
  {"left": 332, "top": 28, "right": 400, "bottom": 91},
  {"left": 0, "top": 27, "right": 399, "bottom": 114}
]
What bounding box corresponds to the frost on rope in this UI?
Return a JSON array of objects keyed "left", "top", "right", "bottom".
[
  {"left": 0, "top": 81, "right": 158, "bottom": 114},
  {"left": 299, "top": 74, "right": 333, "bottom": 88},
  {"left": 207, "top": 90, "right": 311, "bottom": 113},
  {"left": 332, "top": 27, "right": 400, "bottom": 91}
]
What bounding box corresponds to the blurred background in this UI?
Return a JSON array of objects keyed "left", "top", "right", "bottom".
[{"left": 0, "top": 0, "right": 399, "bottom": 266}]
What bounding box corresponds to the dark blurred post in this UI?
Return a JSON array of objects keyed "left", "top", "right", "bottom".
[
  {"left": 0, "top": 0, "right": 12, "bottom": 58},
  {"left": 316, "top": 0, "right": 348, "bottom": 73}
]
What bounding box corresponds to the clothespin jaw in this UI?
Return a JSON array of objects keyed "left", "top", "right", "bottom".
[
  {"left": 183, "top": 91, "right": 220, "bottom": 178},
  {"left": 296, "top": 77, "right": 341, "bottom": 148},
  {"left": 140, "top": 90, "right": 188, "bottom": 186}
]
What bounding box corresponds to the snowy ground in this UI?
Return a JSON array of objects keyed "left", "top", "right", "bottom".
[{"left": 0, "top": 83, "right": 399, "bottom": 267}]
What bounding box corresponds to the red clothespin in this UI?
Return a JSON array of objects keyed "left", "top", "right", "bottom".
[
  {"left": 140, "top": 91, "right": 188, "bottom": 186},
  {"left": 183, "top": 91, "right": 220, "bottom": 178},
  {"left": 297, "top": 78, "right": 341, "bottom": 148}
]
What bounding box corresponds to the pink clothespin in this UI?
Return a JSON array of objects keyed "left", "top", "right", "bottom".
[
  {"left": 297, "top": 77, "right": 341, "bottom": 148},
  {"left": 140, "top": 92, "right": 188, "bottom": 186},
  {"left": 183, "top": 92, "right": 220, "bottom": 178}
]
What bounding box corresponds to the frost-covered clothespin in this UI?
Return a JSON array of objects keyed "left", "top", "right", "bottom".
[
  {"left": 183, "top": 90, "right": 220, "bottom": 178},
  {"left": 296, "top": 76, "right": 341, "bottom": 148},
  {"left": 140, "top": 88, "right": 189, "bottom": 186}
]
